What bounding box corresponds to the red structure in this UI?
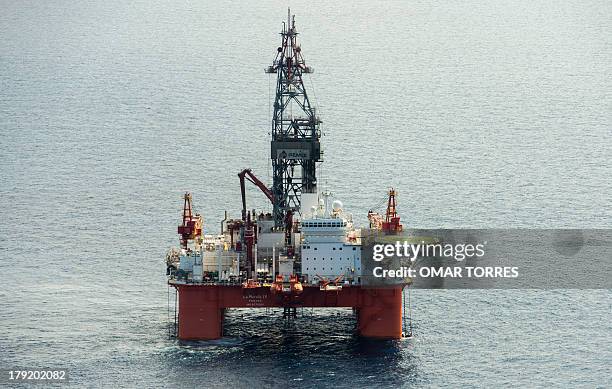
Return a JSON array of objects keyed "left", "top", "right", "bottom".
[
  {"left": 368, "top": 188, "right": 403, "bottom": 234},
  {"left": 238, "top": 169, "right": 273, "bottom": 220},
  {"left": 177, "top": 192, "right": 202, "bottom": 249},
  {"left": 169, "top": 191, "right": 405, "bottom": 340},
  {"left": 238, "top": 168, "right": 295, "bottom": 257},
  {"left": 382, "top": 188, "right": 403, "bottom": 234},
  {"left": 174, "top": 284, "right": 403, "bottom": 340}
]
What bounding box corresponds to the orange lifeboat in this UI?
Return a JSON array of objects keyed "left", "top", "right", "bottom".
[
  {"left": 242, "top": 279, "right": 261, "bottom": 289},
  {"left": 271, "top": 274, "right": 303, "bottom": 294}
]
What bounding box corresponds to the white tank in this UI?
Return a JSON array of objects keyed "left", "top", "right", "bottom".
[{"left": 332, "top": 200, "right": 343, "bottom": 212}]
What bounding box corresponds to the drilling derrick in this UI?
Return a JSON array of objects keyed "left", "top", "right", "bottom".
[{"left": 266, "top": 10, "right": 322, "bottom": 230}]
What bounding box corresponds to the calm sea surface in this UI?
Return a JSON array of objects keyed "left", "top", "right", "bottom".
[{"left": 1, "top": 0, "right": 610, "bottom": 387}]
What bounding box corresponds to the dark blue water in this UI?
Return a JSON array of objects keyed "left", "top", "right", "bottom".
[{"left": 1, "top": 0, "right": 610, "bottom": 387}]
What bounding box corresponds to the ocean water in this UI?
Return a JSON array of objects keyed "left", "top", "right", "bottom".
[{"left": 1, "top": 0, "right": 610, "bottom": 387}]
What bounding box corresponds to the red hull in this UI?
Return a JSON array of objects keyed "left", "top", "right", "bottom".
[{"left": 174, "top": 284, "right": 403, "bottom": 340}]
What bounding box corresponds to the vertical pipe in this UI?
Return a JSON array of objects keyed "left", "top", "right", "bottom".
[
  {"left": 236, "top": 253, "right": 240, "bottom": 279},
  {"left": 217, "top": 244, "right": 222, "bottom": 281},
  {"left": 254, "top": 243, "right": 258, "bottom": 280},
  {"left": 272, "top": 245, "right": 276, "bottom": 277},
  {"left": 167, "top": 286, "right": 170, "bottom": 336},
  {"left": 221, "top": 210, "right": 228, "bottom": 234},
  {"left": 174, "top": 288, "right": 178, "bottom": 336}
]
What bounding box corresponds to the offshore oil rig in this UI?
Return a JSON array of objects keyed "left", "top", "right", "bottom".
[{"left": 166, "top": 12, "right": 408, "bottom": 340}]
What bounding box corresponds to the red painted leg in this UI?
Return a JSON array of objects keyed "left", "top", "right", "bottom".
[
  {"left": 177, "top": 286, "right": 223, "bottom": 340},
  {"left": 358, "top": 287, "right": 403, "bottom": 339}
]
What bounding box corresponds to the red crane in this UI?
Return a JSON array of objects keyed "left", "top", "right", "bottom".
[
  {"left": 382, "top": 188, "right": 403, "bottom": 233},
  {"left": 238, "top": 169, "right": 274, "bottom": 277},
  {"left": 177, "top": 192, "right": 203, "bottom": 249},
  {"left": 368, "top": 188, "right": 403, "bottom": 234},
  {"left": 238, "top": 169, "right": 273, "bottom": 220}
]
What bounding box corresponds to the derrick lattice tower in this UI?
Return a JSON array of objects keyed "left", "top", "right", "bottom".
[{"left": 266, "top": 10, "right": 321, "bottom": 228}]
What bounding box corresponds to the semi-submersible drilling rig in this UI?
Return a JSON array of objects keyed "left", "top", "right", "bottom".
[{"left": 166, "top": 12, "right": 408, "bottom": 340}]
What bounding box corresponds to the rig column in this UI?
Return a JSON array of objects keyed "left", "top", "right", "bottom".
[
  {"left": 357, "top": 287, "right": 403, "bottom": 339},
  {"left": 177, "top": 285, "right": 224, "bottom": 340}
]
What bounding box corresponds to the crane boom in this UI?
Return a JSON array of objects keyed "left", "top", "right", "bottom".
[{"left": 238, "top": 169, "right": 274, "bottom": 220}]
